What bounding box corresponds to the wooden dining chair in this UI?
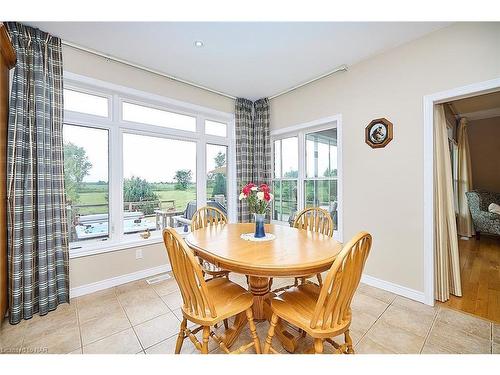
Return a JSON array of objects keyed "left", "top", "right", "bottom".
[
  {"left": 191, "top": 206, "right": 230, "bottom": 279},
  {"left": 264, "top": 231, "right": 372, "bottom": 354},
  {"left": 163, "top": 228, "right": 261, "bottom": 354}
]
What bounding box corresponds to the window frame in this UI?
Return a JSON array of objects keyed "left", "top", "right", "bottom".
[
  {"left": 271, "top": 115, "right": 343, "bottom": 241},
  {"left": 64, "top": 72, "right": 235, "bottom": 258}
]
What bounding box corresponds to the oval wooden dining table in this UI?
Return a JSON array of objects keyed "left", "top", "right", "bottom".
[{"left": 185, "top": 222, "right": 343, "bottom": 353}]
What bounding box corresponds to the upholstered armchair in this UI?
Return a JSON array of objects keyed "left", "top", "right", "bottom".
[{"left": 465, "top": 190, "right": 500, "bottom": 238}]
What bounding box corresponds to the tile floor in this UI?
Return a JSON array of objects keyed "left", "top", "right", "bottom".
[{"left": 0, "top": 273, "right": 498, "bottom": 354}]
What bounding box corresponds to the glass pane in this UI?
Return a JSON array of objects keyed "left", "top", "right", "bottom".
[
  {"left": 272, "top": 180, "right": 297, "bottom": 222},
  {"left": 122, "top": 102, "right": 196, "bottom": 132},
  {"left": 306, "top": 127, "right": 337, "bottom": 178},
  {"left": 304, "top": 179, "right": 338, "bottom": 229},
  {"left": 273, "top": 140, "right": 281, "bottom": 178},
  {"left": 281, "top": 136, "right": 298, "bottom": 178},
  {"left": 64, "top": 89, "right": 108, "bottom": 117},
  {"left": 206, "top": 144, "right": 228, "bottom": 211},
  {"left": 205, "top": 120, "right": 227, "bottom": 137},
  {"left": 123, "top": 133, "right": 197, "bottom": 235},
  {"left": 63, "top": 125, "right": 109, "bottom": 245}
]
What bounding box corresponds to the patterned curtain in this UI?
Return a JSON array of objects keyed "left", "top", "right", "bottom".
[
  {"left": 235, "top": 98, "right": 272, "bottom": 223},
  {"left": 235, "top": 98, "right": 254, "bottom": 222},
  {"left": 6, "top": 23, "right": 69, "bottom": 324}
]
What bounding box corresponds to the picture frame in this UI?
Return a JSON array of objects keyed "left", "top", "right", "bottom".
[{"left": 365, "top": 118, "right": 393, "bottom": 148}]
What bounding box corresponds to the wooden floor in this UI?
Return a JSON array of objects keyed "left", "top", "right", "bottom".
[{"left": 439, "top": 235, "right": 500, "bottom": 323}]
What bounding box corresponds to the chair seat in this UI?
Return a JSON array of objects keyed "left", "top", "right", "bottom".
[
  {"left": 200, "top": 259, "right": 230, "bottom": 276},
  {"left": 182, "top": 277, "right": 253, "bottom": 325},
  {"left": 271, "top": 284, "right": 351, "bottom": 338}
]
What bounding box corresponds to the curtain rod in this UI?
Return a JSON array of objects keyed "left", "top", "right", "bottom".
[
  {"left": 61, "top": 40, "right": 238, "bottom": 100},
  {"left": 268, "top": 64, "right": 348, "bottom": 100},
  {"left": 62, "top": 40, "right": 348, "bottom": 102}
]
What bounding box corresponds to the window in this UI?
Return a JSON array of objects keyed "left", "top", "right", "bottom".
[
  {"left": 272, "top": 137, "right": 298, "bottom": 222},
  {"left": 205, "top": 120, "right": 227, "bottom": 137},
  {"left": 64, "top": 89, "right": 109, "bottom": 117},
  {"left": 63, "top": 74, "right": 233, "bottom": 256},
  {"left": 305, "top": 128, "right": 338, "bottom": 228},
  {"left": 206, "top": 144, "right": 228, "bottom": 209},
  {"left": 123, "top": 134, "right": 197, "bottom": 237},
  {"left": 272, "top": 121, "right": 341, "bottom": 237},
  {"left": 122, "top": 101, "right": 196, "bottom": 132},
  {"left": 63, "top": 124, "right": 109, "bottom": 245}
]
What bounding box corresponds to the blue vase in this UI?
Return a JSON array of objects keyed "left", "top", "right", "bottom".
[{"left": 254, "top": 213, "right": 266, "bottom": 238}]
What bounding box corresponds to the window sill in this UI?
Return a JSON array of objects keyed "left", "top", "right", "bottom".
[{"left": 69, "top": 235, "right": 164, "bottom": 259}]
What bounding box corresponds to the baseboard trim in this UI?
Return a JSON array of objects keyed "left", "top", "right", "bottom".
[
  {"left": 70, "top": 264, "right": 171, "bottom": 299},
  {"left": 361, "top": 274, "right": 426, "bottom": 304}
]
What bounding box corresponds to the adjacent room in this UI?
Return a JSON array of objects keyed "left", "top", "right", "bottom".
[{"left": 0, "top": 19, "right": 499, "bottom": 357}]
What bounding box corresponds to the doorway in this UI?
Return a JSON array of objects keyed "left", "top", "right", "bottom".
[{"left": 423, "top": 78, "right": 500, "bottom": 323}]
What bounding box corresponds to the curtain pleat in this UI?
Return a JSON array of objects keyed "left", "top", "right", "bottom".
[
  {"left": 6, "top": 22, "right": 69, "bottom": 324},
  {"left": 457, "top": 118, "right": 474, "bottom": 237},
  {"left": 235, "top": 98, "right": 272, "bottom": 223},
  {"left": 434, "top": 105, "right": 462, "bottom": 302}
]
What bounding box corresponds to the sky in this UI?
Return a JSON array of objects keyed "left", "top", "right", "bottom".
[{"left": 64, "top": 125, "right": 227, "bottom": 183}]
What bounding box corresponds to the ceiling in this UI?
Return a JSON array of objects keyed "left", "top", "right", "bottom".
[
  {"left": 28, "top": 22, "right": 450, "bottom": 100},
  {"left": 449, "top": 90, "right": 500, "bottom": 121}
]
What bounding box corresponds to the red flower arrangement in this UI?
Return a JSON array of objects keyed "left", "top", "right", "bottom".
[{"left": 239, "top": 182, "right": 274, "bottom": 214}]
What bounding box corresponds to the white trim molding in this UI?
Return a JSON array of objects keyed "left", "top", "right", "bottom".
[
  {"left": 423, "top": 77, "right": 500, "bottom": 306},
  {"left": 70, "top": 264, "right": 171, "bottom": 299},
  {"left": 360, "top": 274, "right": 426, "bottom": 303}
]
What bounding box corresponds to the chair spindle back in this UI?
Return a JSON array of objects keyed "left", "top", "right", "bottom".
[
  {"left": 191, "top": 206, "right": 228, "bottom": 231},
  {"left": 293, "top": 207, "right": 334, "bottom": 237}
]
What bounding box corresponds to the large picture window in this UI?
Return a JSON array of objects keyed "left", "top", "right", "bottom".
[
  {"left": 63, "top": 77, "right": 233, "bottom": 256},
  {"left": 272, "top": 121, "right": 341, "bottom": 237}
]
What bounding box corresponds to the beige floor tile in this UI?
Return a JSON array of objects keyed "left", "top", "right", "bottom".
[
  {"left": 23, "top": 303, "right": 79, "bottom": 344},
  {"left": 161, "top": 290, "right": 184, "bottom": 310},
  {"left": 392, "top": 296, "right": 437, "bottom": 318},
  {"left": 363, "top": 319, "right": 425, "bottom": 354},
  {"left": 118, "top": 288, "right": 170, "bottom": 325},
  {"left": 80, "top": 309, "right": 131, "bottom": 345},
  {"left": 116, "top": 279, "right": 150, "bottom": 296},
  {"left": 493, "top": 323, "right": 500, "bottom": 344},
  {"left": 426, "top": 320, "right": 491, "bottom": 354},
  {"left": 76, "top": 288, "right": 116, "bottom": 307},
  {"left": 378, "top": 304, "right": 434, "bottom": 338},
  {"left": 172, "top": 308, "right": 196, "bottom": 328},
  {"left": 83, "top": 328, "right": 142, "bottom": 354},
  {"left": 355, "top": 336, "right": 396, "bottom": 354},
  {"left": 146, "top": 334, "right": 197, "bottom": 354},
  {"left": 134, "top": 312, "right": 181, "bottom": 349},
  {"left": 493, "top": 342, "right": 500, "bottom": 354},
  {"left": 436, "top": 308, "right": 491, "bottom": 341},
  {"left": 349, "top": 309, "right": 379, "bottom": 344},
  {"left": 420, "top": 342, "right": 458, "bottom": 354},
  {"left": 0, "top": 319, "right": 29, "bottom": 351},
  {"left": 77, "top": 295, "right": 124, "bottom": 324},
  {"left": 24, "top": 324, "right": 81, "bottom": 354},
  {"left": 150, "top": 276, "right": 179, "bottom": 296},
  {"left": 68, "top": 347, "right": 82, "bottom": 354},
  {"left": 357, "top": 283, "right": 397, "bottom": 304},
  {"left": 351, "top": 293, "right": 389, "bottom": 318}
]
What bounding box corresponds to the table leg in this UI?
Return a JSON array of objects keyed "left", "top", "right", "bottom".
[
  {"left": 248, "top": 276, "right": 300, "bottom": 353},
  {"left": 222, "top": 311, "right": 247, "bottom": 348}
]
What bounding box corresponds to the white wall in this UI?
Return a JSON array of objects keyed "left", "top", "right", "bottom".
[
  {"left": 270, "top": 22, "right": 500, "bottom": 293},
  {"left": 63, "top": 45, "right": 235, "bottom": 289}
]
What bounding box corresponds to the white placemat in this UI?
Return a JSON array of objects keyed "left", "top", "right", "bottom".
[{"left": 240, "top": 232, "right": 276, "bottom": 242}]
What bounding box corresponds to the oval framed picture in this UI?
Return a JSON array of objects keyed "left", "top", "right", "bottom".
[{"left": 365, "top": 118, "right": 393, "bottom": 148}]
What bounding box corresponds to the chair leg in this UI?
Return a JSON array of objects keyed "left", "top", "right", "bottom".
[
  {"left": 175, "top": 318, "right": 187, "bottom": 354},
  {"left": 476, "top": 231, "right": 480, "bottom": 240},
  {"left": 293, "top": 277, "right": 299, "bottom": 287},
  {"left": 264, "top": 313, "right": 279, "bottom": 354},
  {"left": 344, "top": 330, "right": 354, "bottom": 354},
  {"left": 316, "top": 273, "right": 323, "bottom": 287},
  {"left": 245, "top": 308, "right": 261, "bottom": 354},
  {"left": 314, "top": 338, "right": 324, "bottom": 354},
  {"left": 201, "top": 326, "right": 210, "bottom": 354},
  {"left": 223, "top": 319, "right": 229, "bottom": 330}
]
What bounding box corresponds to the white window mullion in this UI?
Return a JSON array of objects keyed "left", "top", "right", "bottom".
[
  {"left": 196, "top": 116, "right": 207, "bottom": 209},
  {"left": 227, "top": 119, "right": 237, "bottom": 222},
  {"left": 110, "top": 93, "right": 123, "bottom": 243},
  {"left": 297, "top": 132, "right": 306, "bottom": 211}
]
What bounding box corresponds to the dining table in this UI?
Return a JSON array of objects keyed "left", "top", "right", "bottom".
[{"left": 185, "top": 222, "right": 343, "bottom": 353}]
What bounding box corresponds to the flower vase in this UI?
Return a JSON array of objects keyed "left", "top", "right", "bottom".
[{"left": 253, "top": 213, "right": 266, "bottom": 238}]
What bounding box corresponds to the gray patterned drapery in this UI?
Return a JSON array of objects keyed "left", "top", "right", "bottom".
[
  {"left": 235, "top": 98, "right": 272, "bottom": 223},
  {"left": 6, "top": 23, "right": 69, "bottom": 324}
]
